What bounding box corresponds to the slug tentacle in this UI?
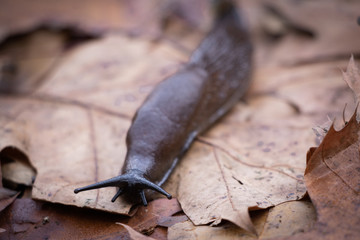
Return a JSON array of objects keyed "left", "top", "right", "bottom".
[
  {"left": 139, "top": 190, "right": 147, "bottom": 206},
  {"left": 111, "top": 188, "right": 125, "bottom": 202},
  {"left": 74, "top": 170, "right": 172, "bottom": 205}
]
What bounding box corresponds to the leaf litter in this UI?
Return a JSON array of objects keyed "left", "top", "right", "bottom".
[
  {"left": 0, "top": 0, "right": 360, "bottom": 239},
  {"left": 269, "top": 51, "right": 360, "bottom": 240}
]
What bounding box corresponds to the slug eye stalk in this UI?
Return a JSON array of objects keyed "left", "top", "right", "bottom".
[{"left": 74, "top": 170, "right": 172, "bottom": 206}]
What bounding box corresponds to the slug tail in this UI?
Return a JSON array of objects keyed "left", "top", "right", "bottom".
[{"left": 74, "top": 170, "right": 171, "bottom": 206}]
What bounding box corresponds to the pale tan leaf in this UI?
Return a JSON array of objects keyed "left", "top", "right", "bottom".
[
  {"left": 174, "top": 118, "right": 310, "bottom": 232},
  {"left": 0, "top": 35, "right": 187, "bottom": 214},
  {"left": 0, "top": 0, "right": 165, "bottom": 42},
  {"left": 259, "top": 0, "right": 360, "bottom": 66},
  {"left": 260, "top": 201, "right": 316, "bottom": 239},
  {"left": 168, "top": 210, "right": 268, "bottom": 240},
  {"left": 1, "top": 147, "right": 36, "bottom": 186},
  {"left": 342, "top": 55, "right": 360, "bottom": 103},
  {"left": 0, "top": 30, "right": 66, "bottom": 94},
  {"left": 312, "top": 115, "right": 333, "bottom": 145}
]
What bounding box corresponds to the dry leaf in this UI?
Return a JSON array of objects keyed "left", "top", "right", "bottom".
[
  {"left": 342, "top": 55, "right": 360, "bottom": 104},
  {"left": 0, "top": 30, "right": 67, "bottom": 94},
  {"left": 168, "top": 58, "right": 357, "bottom": 233},
  {"left": 260, "top": 200, "right": 316, "bottom": 239},
  {"left": 127, "top": 198, "right": 186, "bottom": 235},
  {"left": 0, "top": 11, "right": 347, "bottom": 235},
  {"left": 0, "top": 35, "right": 187, "bottom": 214},
  {"left": 1, "top": 1, "right": 359, "bottom": 237},
  {"left": 0, "top": 0, "right": 167, "bottom": 41},
  {"left": 0, "top": 198, "right": 131, "bottom": 239},
  {"left": 279, "top": 112, "right": 360, "bottom": 239},
  {"left": 168, "top": 201, "right": 317, "bottom": 240},
  {"left": 0, "top": 197, "right": 184, "bottom": 239},
  {"left": 0, "top": 148, "right": 20, "bottom": 213},
  {"left": 0, "top": 189, "right": 19, "bottom": 213},
  {"left": 117, "top": 223, "right": 156, "bottom": 240},
  {"left": 253, "top": 61, "right": 355, "bottom": 119},
  {"left": 1, "top": 147, "right": 36, "bottom": 186},
  {"left": 259, "top": 0, "right": 360, "bottom": 66},
  {"left": 173, "top": 121, "right": 310, "bottom": 233},
  {"left": 168, "top": 210, "right": 268, "bottom": 240}
]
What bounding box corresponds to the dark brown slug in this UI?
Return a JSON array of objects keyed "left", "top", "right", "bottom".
[{"left": 74, "top": 0, "right": 252, "bottom": 206}]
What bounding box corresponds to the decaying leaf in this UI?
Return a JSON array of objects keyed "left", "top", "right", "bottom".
[
  {"left": 117, "top": 223, "right": 157, "bottom": 240},
  {"left": 0, "top": 189, "right": 19, "bottom": 213},
  {"left": 127, "top": 198, "right": 186, "bottom": 235},
  {"left": 0, "top": 198, "right": 130, "bottom": 239},
  {"left": 0, "top": 198, "right": 182, "bottom": 239}
]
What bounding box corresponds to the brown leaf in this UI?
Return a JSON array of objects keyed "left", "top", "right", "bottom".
[
  {"left": 279, "top": 112, "right": 360, "bottom": 239},
  {"left": 0, "top": 189, "right": 19, "bottom": 212},
  {"left": 127, "top": 198, "right": 186, "bottom": 234},
  {"left": 317, "top": 114, "right": 360, "bottom": 192},
  {"left": 0, "top": 197, "right": 184, "bottom": 239},
  {"left": 117, "top": 223, "right": 157, "bottom": 240},
  {"left": 0, "top": 198, "right": 131, "bottom": 239}
]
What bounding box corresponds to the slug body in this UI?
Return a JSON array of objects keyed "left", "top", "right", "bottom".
[{"left": 74, "top": 1, "right": 252, "bottom": 206}]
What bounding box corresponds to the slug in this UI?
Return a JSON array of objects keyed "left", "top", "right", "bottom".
[{"left": 74, "top": 0, "right": 252, "bottom": 206}]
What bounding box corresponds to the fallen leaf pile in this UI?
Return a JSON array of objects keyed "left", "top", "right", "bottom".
[
  {"left": 280, "top": 57, "right": 360, "bottom": 240},
  {"left": 1, "top": 0, "right": 360, "bottom": 239}
]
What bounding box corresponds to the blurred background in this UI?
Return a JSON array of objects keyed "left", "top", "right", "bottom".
[{"left": 1, "top": 0, "right": 359, "bottom": 94}]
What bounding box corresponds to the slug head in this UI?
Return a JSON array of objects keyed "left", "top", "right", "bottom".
[{"left": 74, "top": 170, "right": 171, "bottom": 206}]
